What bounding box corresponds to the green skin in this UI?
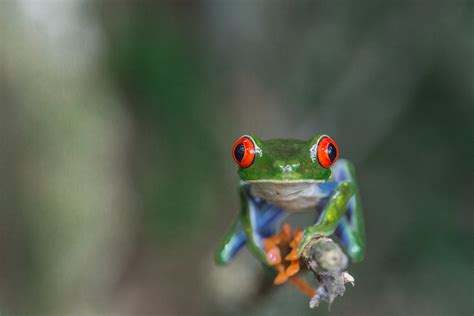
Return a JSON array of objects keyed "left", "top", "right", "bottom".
[{"left": 217, "top": 134, "right": 365, "bottom": 266}]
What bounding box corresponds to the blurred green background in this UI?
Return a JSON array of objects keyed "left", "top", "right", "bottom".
[{"left": 0, "top": 1, "right": 473, "bottom": 315}]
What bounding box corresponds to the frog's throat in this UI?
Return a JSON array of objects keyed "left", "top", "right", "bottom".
[{"left": 245, "top": 180, "right": 329, "bottom": 211}]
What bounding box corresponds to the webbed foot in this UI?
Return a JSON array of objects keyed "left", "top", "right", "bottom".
[
  {"left": 262, "top": 223, "right": 293, "bottom": 284},
  {"left": 262, "top": 224, "right": 305, "bottom": 285}
]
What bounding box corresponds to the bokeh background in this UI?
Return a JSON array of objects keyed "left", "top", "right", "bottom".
[{"left": 1, "top": 1, "right": 473, "bottom": 315}]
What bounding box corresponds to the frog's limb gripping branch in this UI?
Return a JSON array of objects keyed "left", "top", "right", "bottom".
[
  {"left": 262, "top": 223, "right": 317, "bottom": 298},
  {"left": 262, "top": 225, "right": 354, "bottom": 308},
  {"left": 298, "top": 181, "right": 355, "bottom": 255},
  {"left": 262, "top": 223, "right": 299, "bottom": 284}
]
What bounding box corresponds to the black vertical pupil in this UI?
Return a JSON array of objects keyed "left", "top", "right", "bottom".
[
  {"left": 234, "top": 143, "right": 245, "bottom": 162},
  {"left": 327, "top": 143, "right": 337, "bottom": 162}
]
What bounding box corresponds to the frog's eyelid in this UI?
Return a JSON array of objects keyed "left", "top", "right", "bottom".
[
  {"left": 309, "top": 134, "right": 329, "bottom": 163},
  {"left": 309, "top": 143, "right": 318, "bottom": 162}
]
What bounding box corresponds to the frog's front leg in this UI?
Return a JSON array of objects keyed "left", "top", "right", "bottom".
[
  {"left": 215, "top": 184, "right": 287, "bottom": 265},
  {"left": 295, "top": 181, "right": 355, "bottom": 256},
  {"left": 332, "top": 159, "right": 366, "bottom": 262},
  {"left": 239, "top": 184, "right": 276, "bottom": 265}
]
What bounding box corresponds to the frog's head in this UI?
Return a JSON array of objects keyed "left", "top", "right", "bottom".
[{"left": 232, "top": 134, "right": 339, "bottom": 182}]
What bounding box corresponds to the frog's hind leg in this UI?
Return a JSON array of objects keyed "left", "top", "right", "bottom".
[{"left": 332, "top": 159, "right": 366, "bottom": 262}]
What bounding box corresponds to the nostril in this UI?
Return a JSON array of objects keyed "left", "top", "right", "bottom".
[
  {"left": 273, "top": 161, "right": 300, "bottom": 173},
  {"left": 282, "top": 165, "right": 293, "bottom": 173}
]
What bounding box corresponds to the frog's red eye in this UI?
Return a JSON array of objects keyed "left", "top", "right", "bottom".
[
  {"left": 232, "top": 136, "right": 256, "bottom": 168},
  {"left": 316, "top": 135, "right": 339, "bottom": 168}
]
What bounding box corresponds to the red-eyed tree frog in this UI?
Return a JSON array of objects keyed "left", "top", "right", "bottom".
[{"left": 215, "top": 134, "right": 365, "bottom": 287}]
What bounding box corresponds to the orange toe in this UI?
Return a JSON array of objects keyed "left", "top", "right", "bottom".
[
  {"left": 285, "top": 249, "right": 300, "bottom": 261},
  {"left": 274, "top": 270, "right": 289, "bottom": 285},
  {"left": 294, "top": 230, "right": 303, "bottom": 242},
  {"left": 263, "top": 236, "right": 282, "bottom": 250},
  {"left": 281, "top": 223, "right": 292, "bottom": 241},
  {"left": 266, "top": 246, "right": 282, "bottom": 265},
  {"left": 286, "top": 261, "right": 300, "bottom": 276}
]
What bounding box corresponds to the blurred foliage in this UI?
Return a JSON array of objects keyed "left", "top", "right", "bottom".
[
  {"left": 0, "top": 0, "right": 473, "bottom": 315},
  {"left": 101, "top": 6, "right": 217, "bottom": 241}
]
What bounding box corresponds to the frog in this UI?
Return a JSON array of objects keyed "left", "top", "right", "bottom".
[{"left": 215, "top": 134, "right": 365, "bottom": 286}]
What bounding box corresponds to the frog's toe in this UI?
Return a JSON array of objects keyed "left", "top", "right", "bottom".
[
  {"left": 286, "top": 260, "right": 300, "bottom": 276},
  {"left": 285, "top": 250, "right": 300, "bottom": 261},
  {"left": 285, "top": 229, "right": 304, "bottom": 261},
  {"left": 280, "top": 223, "right": 292, "bottom": 241},
  {"left": 273, "top": 265, "right": 289, "bottom": 285},
  {"left": 266, "top": 245, "right": 282, "bottom": 265}
]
